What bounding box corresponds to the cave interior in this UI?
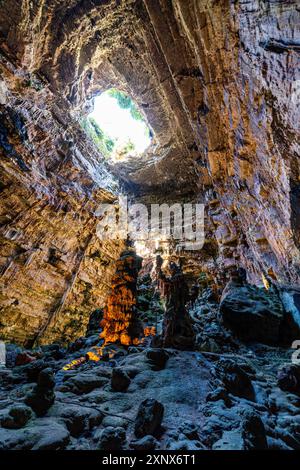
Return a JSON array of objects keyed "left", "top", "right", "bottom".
[{"left": 0, "top": 0, "right": 300, "bottom": 453}]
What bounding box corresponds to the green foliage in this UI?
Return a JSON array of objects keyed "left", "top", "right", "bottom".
[
  {"left": 89, "top": 117, "right": 104, "bottom": 139},
  {"left": 123, "top": 140, "right": 135, "bottom": 153},
  {"left": 82, "top": 88, "right": 150, "bottom": 159},
  {"left": 108, "top": 88, "right": 131, "bottom": 109},
  {"left": 108, "top": 88, "right": 144, "bottom": 122},
  {"left": 105, "top": 138, "right": 115, "bottom": 152},
  {"left": 81, "top": 116, "right": 115, "bottom": 158},
  {"left": 130, "top": 106, "right": 143, "bottom": 121}
]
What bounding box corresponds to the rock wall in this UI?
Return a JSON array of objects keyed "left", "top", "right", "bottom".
[
  {"left": 0, "top": 0, "right": 299, "bottom": 344},
  {"left": 0, "top": 50, "right": 124, "bottom": 346},
  {"left": 143, "top": 0, "right": 300, "bottom": 282}
]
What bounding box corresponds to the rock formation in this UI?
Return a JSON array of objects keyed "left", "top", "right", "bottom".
[
  {"left": 157, "top": 260, "right": 195, "bottom": 349},
  {"left": 0, "top": 0, "right": 299, "bottom": 344},
  {"left": 0, "top": 0, "right": 300, "bottom": 455},
  {"left": 100, "top": 246, "right": 143, "bottom": 346}
]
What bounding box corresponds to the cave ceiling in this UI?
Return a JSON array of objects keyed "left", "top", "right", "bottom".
[{"left": 0, "top": 0, "right": 299, "bottom": 344}]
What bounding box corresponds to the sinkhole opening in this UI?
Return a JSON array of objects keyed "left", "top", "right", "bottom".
[{"left": 82, "top": 88, "right": 152, "bottom": 162}]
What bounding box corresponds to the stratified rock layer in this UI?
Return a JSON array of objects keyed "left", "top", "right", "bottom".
[{"left": 0, "top": 0, "right": 299, "bottom": 344}]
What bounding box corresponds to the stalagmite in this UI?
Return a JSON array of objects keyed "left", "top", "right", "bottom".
[{"left": 100, "top": 244, "right": 143, "bottom": 346}]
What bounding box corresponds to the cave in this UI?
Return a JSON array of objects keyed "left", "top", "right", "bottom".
[
  {"left": 0, "top": 0, "right": 300, "bottom": 460},
  {"left": 84, "top": 87, "right": 152, "bottom": 161}
]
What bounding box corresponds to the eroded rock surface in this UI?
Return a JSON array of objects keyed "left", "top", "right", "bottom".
[
  {"left": 0, "top": 0, "right": 299, "bottom": 344},
  {"left": 0, "top": 0, "right": 299, "bottom": 453}
]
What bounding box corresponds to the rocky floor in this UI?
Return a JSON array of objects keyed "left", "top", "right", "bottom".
[{"left": 1, "top": 328, "right": 300, "bottom": 450}]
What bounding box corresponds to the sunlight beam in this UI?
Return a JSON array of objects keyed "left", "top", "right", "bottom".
[{"left": 89, "top": 89, "right": 151, "bottom": 159}]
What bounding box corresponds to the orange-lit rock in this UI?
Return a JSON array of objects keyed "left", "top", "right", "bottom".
[
  {"left": 100, "top": 246, "right": 143, "bottom": 347},
  {"left": 144, "top": 326, "right": 156, "bottom": 337}
]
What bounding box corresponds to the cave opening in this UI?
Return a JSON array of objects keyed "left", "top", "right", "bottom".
[
  {"left": 82, "top": 88, "right": 152, "bottom": 162},
  {"left": 1, "top": 0, "right": 300, "bottom": 455}
]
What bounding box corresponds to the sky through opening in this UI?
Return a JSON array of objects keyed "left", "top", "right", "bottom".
[{"left": 85, "top": 89, "right": 152, "bottom": 160}]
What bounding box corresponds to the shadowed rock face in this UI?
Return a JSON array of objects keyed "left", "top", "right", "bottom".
[
  {"left": 0, "top": 0, "right": 299, "bottom": 343},
  {"left": 220, "top": 283, "right": 285, "bottom": 345}
]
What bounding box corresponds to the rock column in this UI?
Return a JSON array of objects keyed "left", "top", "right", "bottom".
[{"left": 100, "top": 247, "right": 143, "bottom": 346}]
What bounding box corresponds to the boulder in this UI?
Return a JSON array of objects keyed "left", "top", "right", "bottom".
[
  {"left": 220, "top": 284, "right": 284, "bottom": 344},
  {"left": 22, "top": 359, "right": 48, "bottom": 382},
  {"left": 0, "top": 405, "right": 32, "bottom": 429},
  {"left": 0, "top": 368, "right": 14, "bottom": 387},
  {"left": 145, "top": 348, "right": 169, "bottom": 370},
  {"left": 134, "top": 398, "right": 164, "bottom": 438},
  {"left": 130, "top": 435, "right": 158, "bottom": 451},
  {"left": 41, "top": 343, "right": 66, "bottom": 360},
  {"left": 214, "top": 359, "right": 255, "bottom": 401},
  {"left": 48, "top": 403, "right": 103, "bottom": 436},
  {"left": 213, "top": 410, "right": 267, "bottom": 450},
  {"left": 38, "top": 367, "right": 55, "bottom": 388},
  {"left": 25, "top": 368, "right": 55, "bottom": 416},
  {"left": 111, "top": 368, "right": 131, "bottom": 392},
  {"left": 97, "top": 426, "right": 126, "bottom": 450},
  {"left": 241, "top": 410, "right": 268, "bottom": 449},
  {"left": 101, "top": 415, "right": 128, "bottom": 429},
  {"left": 278, "top": 364, "right": 300, "bottom": 395},
  {"left": 31, "top": 420, "right": 70, "bottom": 450},
  {"left": 0, "top": 419, "right": 70, "bottom": 450},
  {"left": 0, "top": 427, "right": 36, "bottom": 450},
  {"left": 67, "top": 372, "right": 108, "bottom": 394}
]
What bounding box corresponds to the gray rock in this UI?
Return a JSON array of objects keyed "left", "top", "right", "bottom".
[
  {"left": 213, "top": 430, "right": 245, "bottom": 450},
  {"left": 0, "top": 419, "right": 70, "bottom": 450},
  {"left": 0, "top": 368, "right": 14, "bottom": 386},
  {"left": 134, "top": 398, "right": 164, "bottom": 438},
  {"left": 31, "top": 420, "right": 70, "bottom": 450},
  {"left": 111, "top": 368, "right": 131, "bottom": 392},
  {"left": 38, "top": 367, "right": 55, "bottom": 388},
  {"left": 0, "top": 405, "right": 32, "bottom": 429},
  {"left": 25, "top": 368, "right": 55, "bottom": 417},
  {"left": 277, "top": 364, "right": 300, "bottom": 395},
  {"left": 101, "top": 415, "right": 128, "bottom": 429},
  {"left": 241, "top": 410, "right": 268, "bottom": 449},
  {"left": 130, "top": 435, "right": 158, "bottom": 450},
  {"left": 145, "top": 348, "right": 169, "bottom": 370},
  {"left": 67, "top": 372, "right": 108, "bottom": 394},
  {"left": 211, "top": 409, "right": 268, "bottom": 450},
  {"left": 0, "top": 427, "right": 37, "bottom": 450},
  {"left": 22, "top": 359, "right": 48, "bottom": 382},
  {"left": 220, "top": 284, "right": 284, "bottom": 344},
  {"left": 97, "top": 426, "right": 126, "bottom": 450},
  {"left": 215, "top": 359, "right": 255, "bottom": 401},
  {"left": 48, "top": 403, "right": 103, "bottom": 436}
]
